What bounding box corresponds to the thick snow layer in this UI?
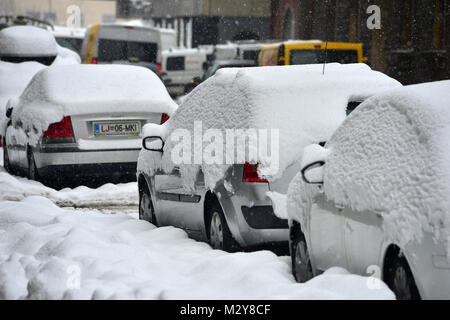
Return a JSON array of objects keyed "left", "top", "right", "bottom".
[
  {"left": 0, "top": 151, "right": 394, "bottom": 299},
  {"left": 53, "top": 45, "right": 81, "bottom": 65},
  {"left": 10, "top": 64, "right": 177, "bottom": 145},
  {"left": 289, "top": 80, "right": 450, "bottom": 253},
  {"left": 0, "top": 26, "right": 57, "bottom": 57},
  {"left": 139, "top": 63, "right": 400, "bottom": 191}
]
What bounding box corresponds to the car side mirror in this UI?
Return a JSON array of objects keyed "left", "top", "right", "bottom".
[
  {"left": 301, "top": 161, "right": 325, "bottom": 184},
  {"left": 6, "top": 107, "right": 13, "bottom": 118},
  {"left": 300, "top": 144, "right": 329, "bottom": 184},
  {"left": 143, "top": 136, "right": 164, "bottom": 152}
]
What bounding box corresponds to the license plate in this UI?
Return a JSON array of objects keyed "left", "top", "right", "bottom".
[{"left": 93, "top": 121, "right": 141, "bottom": 136}]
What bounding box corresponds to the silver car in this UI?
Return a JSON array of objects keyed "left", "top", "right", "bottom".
[
  {"left": 3, "top": 64, "right": 177, "bottom": 186},
  {"left": 292, "top": 81, "right": 450, "bottom": 299},
  {"left": 137, "top": 64, "right": 400, "bottom": 251}
]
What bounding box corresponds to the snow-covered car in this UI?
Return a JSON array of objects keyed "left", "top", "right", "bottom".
[
  {"left": 3, "top": 64, "right": 177, "bottom": 185},
  {"left": 137, "top": 63, "right": 401, "bottom": 251},
  {"left": 289, "top": 80, "right": 450, "bottom": 299},
  {"left": 0, "top": 26, "right": 80, "bottom": 141}
]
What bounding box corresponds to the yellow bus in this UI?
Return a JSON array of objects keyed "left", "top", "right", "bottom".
[{"left": 259, "top": 41, "right": 368, "bottom": 66}]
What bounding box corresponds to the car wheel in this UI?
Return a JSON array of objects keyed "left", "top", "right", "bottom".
[
  {"left": 3, "top": 138, "right": 14, "bottom": 174},
  {"left": 139, "top": 184, "right": 157, "bottom": 226},
  {"left": 208, "top": 204, "right": 238, "bottom": 252},
  {"left": 386, "top": 257, "right": 421, "bottom": 300},
  {"left": 27, "top": 149, "right": 39, "bottom": 181},
  {"left": 291, "top": 229, "right": 314, "bottom": 283}
]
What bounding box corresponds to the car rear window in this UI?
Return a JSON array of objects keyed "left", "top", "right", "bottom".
[
  {"left": 98, "top": 39, "right": 157, "bottom": 63},
  {"left": 55, "top": 37, "right": 83, "bottom": 53},
  {"left": 166, "top": 56, "right": 185, "bottom": 71},
  {"left": 290, "top": 49, "right": 358, "bottom": 65}
]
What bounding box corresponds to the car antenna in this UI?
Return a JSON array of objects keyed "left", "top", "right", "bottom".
[{"left": 322, "top": 0, "right": 330, "bottom": 75}]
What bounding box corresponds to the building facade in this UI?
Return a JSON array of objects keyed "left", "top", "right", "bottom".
[
  {"left": 0, "top": 0, "right": 116, "bottom": 28},
  {"left": 270, "top": 0, "right": 450, "bottom": 84},
  {"left": 117, "top": 0, "right": 272, "bottom": 48}
]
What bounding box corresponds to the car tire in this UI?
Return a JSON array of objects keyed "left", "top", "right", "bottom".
[
  {"left": 139, "top": 183, "right": 158, "bottom": 226},
  {"left": 291, "top": 228, "right": 314, "bottom": 283},
  {"left": 207, "top": 202, "right": 239, "bottom": 252},
  {"left": 3, "top": 138, "right": 14, "bottom": 174},
  {"left": 386, "top": 256, "right": 421, "bottom": 300},
  {"left": 27, "top": 148, "right": 39, "bottom": 181}
]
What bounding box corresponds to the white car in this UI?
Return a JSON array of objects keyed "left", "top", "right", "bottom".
[
  {"left": 3, "top": 64, "right": 177, "bottom": 187},
  {"left": 289, "top": 80, "right": 450, "bottom": 299},
  {"left": 137, "top": 63, "right": 400, "bottom": 251}
]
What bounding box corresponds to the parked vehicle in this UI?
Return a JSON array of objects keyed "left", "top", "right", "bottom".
[
  {"left": 137, "top": 63, "right": 400, "bottom": 252},
  {"left": 81, "top": 24, "right": 176, "bottom": 71},
  {"left": 0, "top": 25, "right": 79, "bottom": 147},
  {"left": 184, "top": 59, "right": 256, "bottom": 94},
  {"left": 161, "top": 48, "right": 212, "bottom": 96},
  {"left": 289, "top": 80, "right": 450, "bottom": 299},
  {"left": 259, "top": 41, "right": 368, "bottom": 66},
  {"left": 52, "top": 26, "right": 86, "bottom": 55},
  {"left": 2, "top": 64, "right": 177, "bottom": 186}
]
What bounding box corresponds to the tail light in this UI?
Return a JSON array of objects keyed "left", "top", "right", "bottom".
[
  {"left": 157, "top": 63, "right": 162, "bottom": 72},
  {"left": 91, "top": 58, "right": 98, "bottom": 64},
  {"left": 243, "top": 162, "right": 268, "bottom": 183},
  {"left": 160, "top": 113, "right": 169, "bottom": 124},
  {"left": 43, "top": 116, "right": 75, "bottom": 143}
]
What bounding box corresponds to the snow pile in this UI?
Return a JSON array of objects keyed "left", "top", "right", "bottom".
[
  {"left": 53, "top": 45, "right": 81, "bottom": 65},
  {"left": 0, "top": 168, "right": 392, "bottom": 299},
  {"left": 139, "top": 63, "right": 400, "bottom": 191},
  {"left": 290, "top": 80, "right": 450, "bottom": 253},
  {"left": 9, "top": 64, "right": 177, "bottom": 145},
  {"left": 0, "top": 26, "right": 57, "bottom": 57},
  {"left": 0, "top": 170, "right": 138, "bottom": 209},
  {"left": 0, "top": 61, "right": 46, "bottom": 133}
]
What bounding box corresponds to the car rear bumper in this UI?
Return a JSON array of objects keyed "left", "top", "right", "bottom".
[
  {"left": 34, "top": 146, "right": 140, "bottom": 179},
  {"left": 219, "top": 182, "right": 289, "bottom": 248}
]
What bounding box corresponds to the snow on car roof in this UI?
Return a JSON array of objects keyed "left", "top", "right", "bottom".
[
  {"left": 0, "top": 26, "right": 58, "bottom": 57},
  {"left": 320, "top": 80, "right": 450, "bottom": 250},
  {"left": 165, "top": 63, "right": 401, "bottom": 184},
  {"left": 11, "top": 64, "right": 177, "bottom": 144}
]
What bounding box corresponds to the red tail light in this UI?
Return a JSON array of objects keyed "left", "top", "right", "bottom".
[
  {"left": 44, "top": 116, "right": 74, "bottom": 139},
  {"left": 157, "top": 63, "right": 162, "bottom": 72},
  {"left": 91, "top": 58, "right": 98, "bottom": 64},
  {"left": 243, "top": 162, "right": 268, "bottom": 183},
  {"left": 160, "top": 113, "right": 169, "bottom": 124}
]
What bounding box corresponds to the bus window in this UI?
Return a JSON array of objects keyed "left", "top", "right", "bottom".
[{"left": 98, "top": 39, "right": 157, "bottom": 63}]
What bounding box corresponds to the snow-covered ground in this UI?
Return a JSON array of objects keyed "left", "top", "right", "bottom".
[{"left": 0, "top": 148, "right": 394, "bottom": 299}]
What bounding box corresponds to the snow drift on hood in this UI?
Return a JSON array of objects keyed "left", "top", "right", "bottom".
[
  {"left": 10, "top": 64, "right": 178, "bottom": 145},
  {"left": 139, "top": 63, "right": 401, "bottom": 191}
]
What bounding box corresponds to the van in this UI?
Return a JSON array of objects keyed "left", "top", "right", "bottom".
[
  {"left": 259, "top": 41, "right": 368, "bottom": 66},
  {"left": 162, "top": 48, "right": 212, "bottom": 96},
  {"left": 81, "top": 24, "right": 176, "bottom": 70}
]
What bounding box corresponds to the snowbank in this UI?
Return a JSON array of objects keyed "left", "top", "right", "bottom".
[
  {"left": 9, "top": 64, "right": 177, "bottom": 145},
  {"left": 139, "top": 63, "right": 400, "bottom": 191},
  {"left": 290, "top": 80, "right": 450, "bottom": 253},
  {"left": 0, "top": 26, "right": 57, "bottom": 57},
  {"left": 0, "top": 155, "right": 394, "bottom": 299}
]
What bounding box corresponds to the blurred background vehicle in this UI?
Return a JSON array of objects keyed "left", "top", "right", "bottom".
[
  {"left": 81, "top": 23, "right": 176, "bottom": 72},
  {"left": 259, "top": 41, "right": 368, "bottom": 66}
]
